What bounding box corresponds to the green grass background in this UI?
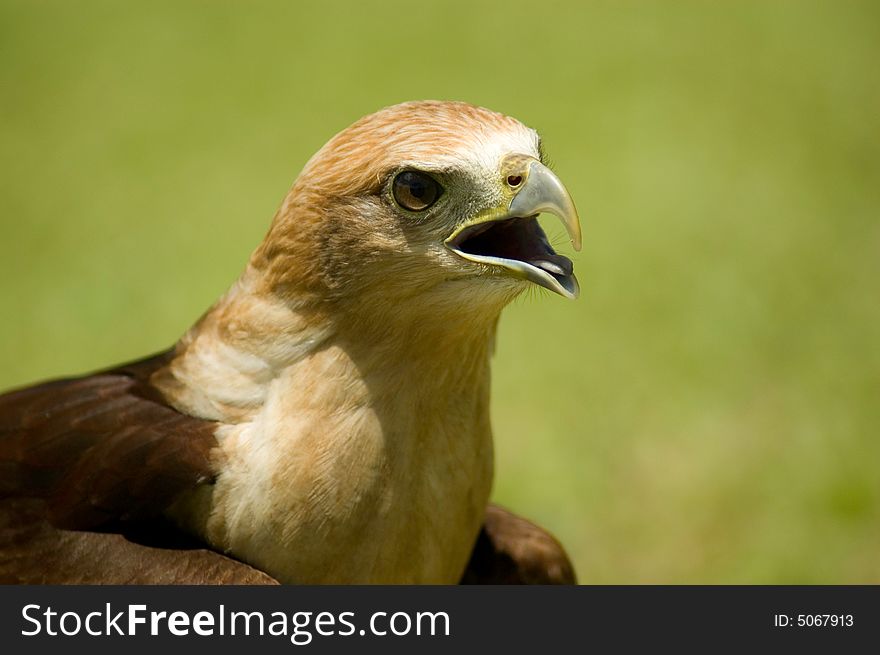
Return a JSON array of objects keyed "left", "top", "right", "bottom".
[{"left": 1, "top": 1, "right": 878, "bottom": 583}]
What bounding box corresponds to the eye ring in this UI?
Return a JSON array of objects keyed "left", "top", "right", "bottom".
[{"left": 392, "top": 170, "right": 443, "bottom": 212}]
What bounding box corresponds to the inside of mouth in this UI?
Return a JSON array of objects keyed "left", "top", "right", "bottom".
[{"left": 449, "top": 217, "right": 574, "bottom": 280}]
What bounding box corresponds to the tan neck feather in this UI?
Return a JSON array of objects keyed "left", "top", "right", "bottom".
[{"left": 152, "top": 262, "right": 505, "bottom": 426}]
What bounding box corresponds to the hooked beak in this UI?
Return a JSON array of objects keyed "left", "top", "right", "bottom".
[{"left": 445, "top": 158, "right": 582, "bottom": 299}]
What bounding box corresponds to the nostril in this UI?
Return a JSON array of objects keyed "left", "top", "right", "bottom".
[{"left": 506, "top": 175, "right": 523, "bottom": 188}]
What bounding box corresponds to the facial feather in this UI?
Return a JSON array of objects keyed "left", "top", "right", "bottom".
[{"left": 250, "top": 101, "right": 540, "bottom": 303}]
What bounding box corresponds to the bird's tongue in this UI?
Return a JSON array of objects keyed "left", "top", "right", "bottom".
[{"left": 529, "top": 253, "right": 574, "bottom": 278}]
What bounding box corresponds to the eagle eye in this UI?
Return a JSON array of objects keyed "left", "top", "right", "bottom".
[{"left": 392, "top": 171, "right": 442, "bottom": 212}]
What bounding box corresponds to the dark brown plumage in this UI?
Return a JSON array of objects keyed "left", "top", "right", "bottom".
[
  {"left": 0, "top": 350, "right": 213, "bottom": 531},
  {"left": 461, "top": 505, "right": 577, "bottom": 585}
]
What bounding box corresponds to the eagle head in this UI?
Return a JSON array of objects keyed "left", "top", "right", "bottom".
[{"left": 251, "top": 100, "right": 582, "bottom": 312}]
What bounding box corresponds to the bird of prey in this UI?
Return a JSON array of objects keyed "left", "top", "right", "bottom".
[{"left": 0, "top": 101, "right": 581, "bottom": 584}]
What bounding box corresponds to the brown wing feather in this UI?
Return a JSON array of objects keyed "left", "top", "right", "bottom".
[
  {"left": 0, "top": 350, "right": 215, "bottom": 527},
  {"left": 0, "top": 350, "right": 278, "bottom": 584},
  {"left": 460, "top": 504, "right": 577, "bottom": 584},
  {"left": 0, "top": 498, "right": 277, "bottom": 584}
]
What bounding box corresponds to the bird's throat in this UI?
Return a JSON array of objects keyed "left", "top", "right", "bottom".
[{"left": 159, "top": 276, "right": 499, "bottom": 583}]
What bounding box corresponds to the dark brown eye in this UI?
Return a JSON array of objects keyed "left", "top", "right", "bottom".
[{"left": 392, "top": 171, "right": 442, "bottom": 211}]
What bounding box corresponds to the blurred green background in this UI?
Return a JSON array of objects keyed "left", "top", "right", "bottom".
[{"left": 1, "top": 1, "right": 878, "bottom": 583}]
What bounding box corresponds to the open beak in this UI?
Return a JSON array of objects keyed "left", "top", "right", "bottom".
[{"left": 445, "top": 158, "right": 582, "bottom": 299}]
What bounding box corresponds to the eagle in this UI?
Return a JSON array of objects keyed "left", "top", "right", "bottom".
[{"left": 0, "top": 100, "right": 581, "bottom": 584}]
